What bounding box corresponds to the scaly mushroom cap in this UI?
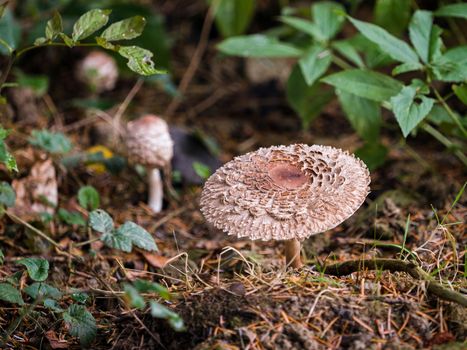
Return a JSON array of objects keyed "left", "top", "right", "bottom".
[
  {"left": 76, "top": 50, "right": 118, "bottom": 93},
  {"left": 125, "top": 115, "right": 174, "bottom": 168},
  {"left": 200, "top": 144, "right": 370, "bottom": 241}
]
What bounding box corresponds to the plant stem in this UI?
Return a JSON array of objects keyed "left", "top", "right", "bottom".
[
  {"left": 74, "top": 237, "right": 100, "bottom": 247},
  {"left": 322, "top": 258, "right": 467, "bottom": 307},
  {"left": 433, "top": 87, "right": 467, "bottom": 138},
  {"left": 332, "top": 54, "right": 353, "bottom": 70},
  {"left": 422, "top": 123, "right": 467, "bottom": 167}
]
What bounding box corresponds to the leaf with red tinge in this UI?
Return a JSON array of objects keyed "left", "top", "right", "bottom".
[{"left": 45, "top": 330, "right": 69, "bottom": 349}]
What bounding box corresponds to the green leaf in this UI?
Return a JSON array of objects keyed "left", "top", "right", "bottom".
[
  {"left": 321, "top": 69, "right": 403, "bottom": 102},
  {"left": 58, "top": 208, "right": 86, "bottom": 226},
  {"left": 17, "top": 258, "right": 49, "bottom": 282},
  {"left": 63, "top": 304, "right": 97, "bottom": 347},
  {"left": 279, "top": 16, "right": 324, "bottom": 42},
  {"left": 431, "top": 57, "right": 467, "bottom": 83},
  {"left": 118, "top": 46, "right": 165, "bottom": 76},
  {"left": 0, "top": 141, "right": 17, "bottom": 172},
  {"left": 435, "top": 3, "right": 467, "bottom": 20},
  {"left": 213, "top": 0, "right": 255, "bottom": 38},
  {"left": 89, "top": 209, "right": 114, "bottom": 233},
  {"left": 78, "top": 185, "right": 100, "bottom": 211},
  {"left": 355, "top": 142, "right": 388, "bottom": 171},
  {"left": 0, "top": 181, "right": 15, "bottom": 207},
  {"left": 390, "top": 85, "right": 435, "bottom": 137},
  {"left": 312, "top": 1, "right": 345, "bottom": 41},
  {"left": 217, "top": 34, "right": 302, "bottom": 58},
  {"left": 124, "top": 284, "right": 145, "bottom": 309},
  {"left": 101, "top": 229, "right": 132, "bottom": 252},
  {"left": 298, "top": 45, "right": 332, "bottom": 86},
  {"left": 101, "top": 16, "right": 146, "bottom": 41},
  {"left": 150, "top": 301, "right": 185, "bottom": 331},
  {"left": 374, "top": 0, "right": 411, "bottom": 36},
  {"left": 71, "top": 292, "right": 89, "bottom": 304},
  {"left": 133, "top": 279, "right": 170, "bottom": 300},
  {"left": 28, "top": 129, "right": 72, "bottom": 154},
  {"left": 0, "top": 283, "right": 24, "bottom": 305},
  {"left": 331, "top": 40, "right": 364, "bottom": 68},
  {"left": 16, "top": 70, "right": 49, "bottom": 97},
  {"left": 0, "top": 3, "right": 6, "bottom": 19},
  {"left": 192, "top": 161, "right": 211, "bottom": 180},
  {"left": 95, "top": 36, "right": 116, "bottom": 50},
  {"left": 59, "top": 33, "right": 75, "bottom": 47},
  {"left": 34, "top": 37, "right": 47, "bottom": 45},
  {"left": 409, "top": 10, "right": 442, "bottom": 64},
  {"left": 44, "top": 298, "right": 64, "bottom": 312},
  {"left": 336, "top": 90, "right": 381, "bottom": 142},
  {"left": 45, "top": 11, "right": 63, "bottom": 40},
  {"left": 117, "top": 221, "right": 158, "bottom": 252},
  {"left": 453, "top": 84, "right": 467, "bottom": 105},
  {"left": 0, "top": 9, "right": 21, "bottom": 54},
  {"left": 287, "top": 65, "right": 333, "bottom": 129},
  {"left": 392, "top": 61, "right": 423, "bottom": 75},
  {"left": 24, "top": 282, "right": 62, "bottom": 300},
  {"left": 348, "top": 16, "right": 420, "bottom": 65},
  {"left": 72, "top": 9, "right": 111, "bottom": 41}
]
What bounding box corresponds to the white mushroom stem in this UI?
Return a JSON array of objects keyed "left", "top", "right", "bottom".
[
  {"left": 284, "top": 239, "right": 303, "bottom": 269},
  {"left": 148, "top": 168, "right": 163, "bottom": 212}
]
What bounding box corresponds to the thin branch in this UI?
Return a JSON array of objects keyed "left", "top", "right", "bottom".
[{"left": 321, "top": 258, "right": 467, "bottom": 307}]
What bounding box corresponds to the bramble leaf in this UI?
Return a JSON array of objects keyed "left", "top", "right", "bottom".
[
  {"left": 89, "top": 209, "right": 114, "bottom": 233},
  {"left": 72, "top": 9, "right": 111, "bottom": 41},
  {"left": 117, "top": 221, "right": 158, "bottom": 252},
  {"left": 63, "top": 304, "right": 97, "bottom": 347},
  {"left": 0, "top": 283, "right": 24, "bottom": 305}
]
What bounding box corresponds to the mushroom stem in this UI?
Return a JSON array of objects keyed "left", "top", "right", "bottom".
[
  {"left": 284, "top": 239, "right": 303, "bottom": 269},
  {"left": 148, "top": 168, "right": 163, "bottom": 212}
]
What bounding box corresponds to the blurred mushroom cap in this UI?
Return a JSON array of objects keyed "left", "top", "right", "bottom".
[
  {"left": 76, "top": 50, "right": 118, "bottom": 93},
  {"left": 200, "top": 144, "right": 370, "bottom": 241},
  {"left": 125, "top": 114, "right": 174, "bottom": 168}
]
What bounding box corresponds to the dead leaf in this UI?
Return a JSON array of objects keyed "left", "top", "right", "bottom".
[
  {"left": 142, "top": 252, "right": 169, "bottom": 268},
  {"left": 45, "top": 330, "right": 69, "bottom": 349}
]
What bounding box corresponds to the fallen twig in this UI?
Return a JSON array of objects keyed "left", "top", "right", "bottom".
[{"left": 321, "top": 258, "right": 467, "bottom": 307}]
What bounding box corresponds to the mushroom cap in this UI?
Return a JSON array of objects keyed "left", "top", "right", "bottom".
[
  {"left": 76, "top": 50, "right": 118, "bottom": 92},
  {"left": 200, "top": 144, "right": 370, "bottom": 241},
  {"left": 125, "top": 115, "right": 174, "bottom": 168}
]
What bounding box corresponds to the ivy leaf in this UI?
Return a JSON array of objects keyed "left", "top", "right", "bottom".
[
  {"left": 321, "top": 69, "right": 403, "bottom": 102},
  {"left": 45, "top": 11, "right": 63, "bottom": 40},
  {"left": 348, "top": 16, "right": 420, "bottom": 65},
  {"left": 24, "top": 282, "right": 62, "bottom": 300},
  {"left": 78, "top": 185, "right": 100, "bottom": 211},
  {"left": 17, "top": 258, "right": 49, "bottom": 282},
  {"left": 89, "top": 209, "right": 114, "bottom": 233},
  {"left": 117, "top": 221, "right": 158, "bottom": 252},
  {"left": 118, "top": 46, "right": 165, "bottom": 76},
  {"left": 63, "top": 304, "right": 97, "bottom": 347},
  {"left": 72, "top": 9, "right": 111, "bottom": 41},
  {"left": 390, "top": 85, "right": 435, "bottom": 137},
  {"left": 28, "top": 129, "right": 72, "bottom": 154},
  {"left": 336, "top": 90, "right": 381, "bottom": 143},
  {"left": 0, "top": 283, "right": 24, "bottom": 305},
  {"left": 435, "top": 3, "right": 467, "bottom": 20},
  {"left": 101, "top": 16, "right": 146, "bottom": 41},
  {"left": 0, "top": 181, "right": 15, "bottom": 207},
  {"left": 217, "top": 34, "right": 302, "bottom": 57},
  {"left": 150, "top": 301, "right": 185, "bottom": 331},
  {"left": 298, "top": 45, "right": 332, "bottom": 86}
]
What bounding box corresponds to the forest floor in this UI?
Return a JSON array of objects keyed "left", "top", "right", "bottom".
[{"left": 1, "top": 1, "right": 466, "bottom": 349}]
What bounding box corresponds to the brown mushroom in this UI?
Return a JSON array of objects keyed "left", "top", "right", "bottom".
[
  {"left": 125, "top": 115, "right": 173, "bottom": 212},
  {"left": 200, "top": 144, "right": 370, "bottom": 268}
]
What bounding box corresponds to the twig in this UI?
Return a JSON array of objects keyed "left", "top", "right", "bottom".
[
  {"left": 113, "top": 78, "right": 144, "bottom": 135},
  {"left": 321, "top": 259, "right": 467, "bottom": 307}
]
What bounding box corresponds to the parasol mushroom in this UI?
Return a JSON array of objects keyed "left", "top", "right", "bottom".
[
  {"left": 76, "top": 50, "right": 118, "bottom": 93},
  {"left": 200, "top": 144, "right": 370, "bottom": 268},
  {"left": 125, "top": 115, "right": 173, "bottom": 212}
]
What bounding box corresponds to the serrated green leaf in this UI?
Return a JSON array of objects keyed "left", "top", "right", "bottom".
[
  {"left": 117, "top": 221, "right": 158, "bottom": 252},
  {"left": 63, "top": 304, "right": 97, "bottom": 347},
  {"left": 331, "top": 40, "right": 364, "bottom": 68},
  {"left": 355, "top": 142, "right": 388, "bottom": 170},
  {"left": 150, "top": 301, "right": 185, "bottom": 331},
  {"left": 213, "top": 0, "right": 255, "bottom": 38},
  {"left": 0, "top": 181, "right": 15, "bottom": 207},
  {"left": 0, "top": 9, "right": 21, "bottom": 54},
  {"left": 435, "top": 3, "right": 467, "bottom": 20},
  {"left": 124, "top": 284, "right": 145, "bottom": 309},
  {"left": 17, "top": 258, "right": 49, "bottom": 282},
  {"left": 336, "top": 90, "right": 381, "bottom": 142},
  {"left": 348, "top": 16, "right": 419, "bottom": 65},
  {"left": 0, "top": 283, "right": 24, "bottom": 305},
  {"left": 217, "top": 34, "right": 302, "bottom": 58},
  {"left": 89, "top": 209, "right": 114, "bottom": 233},
  {"left": 279, "top": 16, "right": 324, "bottom": 41},
  {"left": 298, "top": 45, "right": 332, "bottom": 86},
  {"left": 78, "top": 185, "right": 100, "bottom": 211},
  {"left": 312, "top": 1, "right": 345, "bottom": 41},
  {"left": 58, "top": 208, "right": 86, "bottom": 226},
  {"left": 101, "top": 229, "right": 132, "bottom": 252},
  {"left": 45, "top": 11, "right": 63, "bottom": 40},
  {"left": 24, "top": 282, "right": 62, "bottom": 300},
  {"left": 72, "top": 9, "right": 111, "bottom": 41},
  {"left": 118, "top": 46, "right": 164, "bottom": 76},
  {"left": 321, "top": 69, "right": 403, "bottom": 102},
  {"left": 287, "top": 65, "right": 333, "bottom": 129},
  {"left": 192, "top": 161, "right": 211, "bottom": 180},
  {"left": 101, "top": 16, "right": 146, "bottom": 41},
  {"left": 374, "top": 0, "right": 411, "bottom": 36},
  {"left": 453, "top": 84, "right": 467, "bottom": 105},
  {"left": 28, "top": 129, "right": 72, "bottom": 154},
  {"left": 390, "top": 85, "right": 435, "bottom": 137}
]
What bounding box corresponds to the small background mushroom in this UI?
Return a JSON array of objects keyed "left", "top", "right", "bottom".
[{"left": 200, "top": 144, "right": 370, "bottom": 268}]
